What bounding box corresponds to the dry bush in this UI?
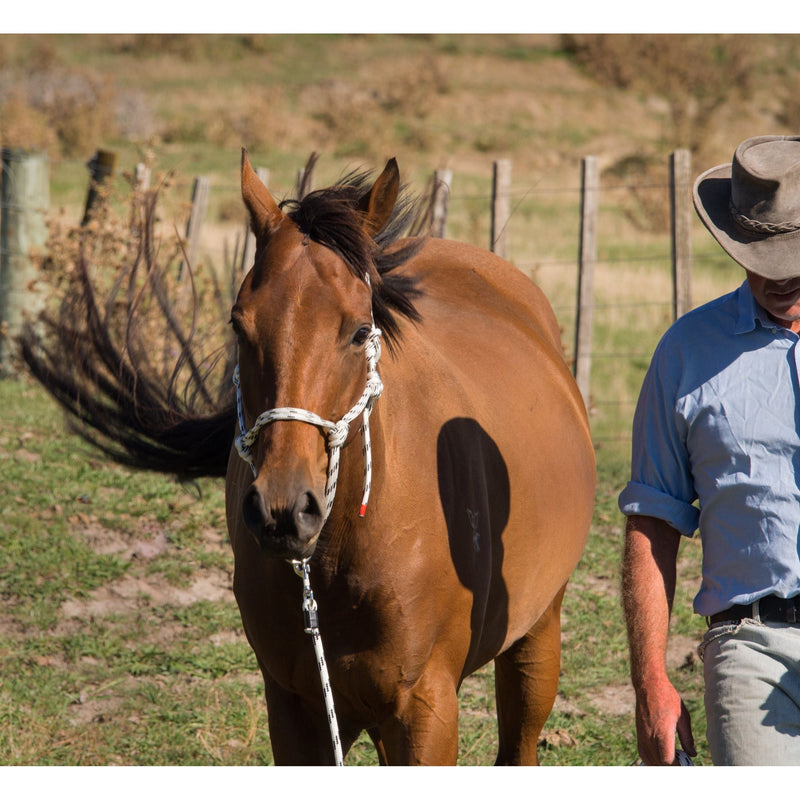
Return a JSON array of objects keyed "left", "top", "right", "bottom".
[
  {"left": 109, "top": 34, "right": 271, "bottom": 61},
  {"left": 0, "top": 93, "right": 58, "bottom": 152},
  {"left": 0, "top": 65, "right": 118, "bottom": 157},
  {"left": 0, "top": 34, "right": 58, "bottom": 71},
  {"left": 112, "top": 34, "right": 212, "bottom": 60},
  {"left": 765, "top": 36, "right": 800, "bottom": 133},
  {"left": 603, "top": 153, "right": 670, "bottom": 234},
  {"left": 205, "top": 86, "right": 292, "bottom": 151},
  {"left": 561, "top": 34, "right": 756, "bottom": 157},
  {"left": 33, "top": 169, "right": 234, "bottom": 410},
  {"left": 306, "top": 56, "right": 451, "bottom": 158}
]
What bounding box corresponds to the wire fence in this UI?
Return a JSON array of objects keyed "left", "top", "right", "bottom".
[{"left": 2, "top": 147, "right": 743, "bottom": 452}]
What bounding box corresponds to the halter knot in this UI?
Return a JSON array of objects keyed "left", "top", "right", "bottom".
[{"left": 327, "top": 420, "right": 351, "bottom": 449}]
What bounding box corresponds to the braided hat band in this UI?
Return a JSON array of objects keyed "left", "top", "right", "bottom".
[{"left": 729, "top": 199, "right": 800, "bottom": 236}]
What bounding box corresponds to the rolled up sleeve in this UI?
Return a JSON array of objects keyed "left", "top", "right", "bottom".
[
  {"left": 618, "top": 481, "right": 699, "bottom": 536},
  {"left": 618, "top": 333, "right": 699, "bottom": 537}
]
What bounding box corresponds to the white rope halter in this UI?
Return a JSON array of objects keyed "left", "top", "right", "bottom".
[{"left": 232, "top": 325, "right": 383, "bottom": 524}]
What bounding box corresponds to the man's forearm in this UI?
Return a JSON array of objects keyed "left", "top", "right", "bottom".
[
  {"left": 622, "top": 514, "right": 697, "bottom": 764},
  {"left": 622, "top": 515, "right": 681, "bottom": 688}
]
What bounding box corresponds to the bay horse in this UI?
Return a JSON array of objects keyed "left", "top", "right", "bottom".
[
  {"left": 226, "top": 152, "right": 594, "bottom": 764},
  {"left": 22, "top": 152, "right": 595, "bottom": 765}
]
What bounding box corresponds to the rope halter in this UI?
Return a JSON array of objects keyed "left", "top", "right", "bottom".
[{"left": 232, "top": 325, "right": 383, "bottom": 524}]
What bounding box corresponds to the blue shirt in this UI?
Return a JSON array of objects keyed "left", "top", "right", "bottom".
[{"left": 619, "top": 280, "right": 800, "bottom": 616}]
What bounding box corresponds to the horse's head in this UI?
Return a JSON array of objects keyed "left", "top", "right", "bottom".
[{"left": 231, "top": 151, "right": 407, "bottom": 560}]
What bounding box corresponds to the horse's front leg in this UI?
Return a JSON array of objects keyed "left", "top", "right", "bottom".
[
  {"left": 378, "top": 668, "right": 460, "bottom": 765},
  {"left": 263, "top": 675, "right": 356, "bottom": 765}
]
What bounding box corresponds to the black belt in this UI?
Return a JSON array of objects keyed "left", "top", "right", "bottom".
[{"left": 709, "top": 595, "right": 800, "bottom": 626}]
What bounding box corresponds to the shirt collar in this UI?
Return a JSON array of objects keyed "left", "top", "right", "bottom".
[{"left": 735, "top": 279, "right": 776, "bottom": 335}]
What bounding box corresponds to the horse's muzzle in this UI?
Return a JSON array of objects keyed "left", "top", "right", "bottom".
[{"left": 242, "top": 483, "right": 325, "bottom": 559}]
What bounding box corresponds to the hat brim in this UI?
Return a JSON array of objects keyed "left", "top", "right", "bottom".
[{"left": 693, "top": 163, "right": 800, "bottom": 280}]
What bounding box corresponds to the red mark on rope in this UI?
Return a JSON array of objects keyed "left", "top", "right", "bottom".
[{"left": 359, "top": 504, "right": 367, "bottom": 517}]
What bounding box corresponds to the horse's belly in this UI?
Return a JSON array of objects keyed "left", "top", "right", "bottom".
[{"left": 392, "top": 331, "right": 595, "bottom": 663}]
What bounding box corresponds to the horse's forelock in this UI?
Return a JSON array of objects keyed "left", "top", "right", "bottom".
[
  {"left": 281, "top": 173, "right": 425, "bottom": 351},
  {"left": 283, "top": 186, "right": 373, "bottom": 282}
]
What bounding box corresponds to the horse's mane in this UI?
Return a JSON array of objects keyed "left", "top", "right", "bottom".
[{"left": 280, "top": 167, "right": 426, "bottom": 349}]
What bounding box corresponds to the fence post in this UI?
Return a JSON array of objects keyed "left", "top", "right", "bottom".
[
  {"left": 179, "top": 175, "right": 209, "bottom": 279},
  {"left": 134, "top": 162, "right": 151, "bottom": 192},
  {"left": 82, "top": 149, "right": 116, "bottom": 225},
  {"left": 128, "top": 162, "right": 152, "bottom": 234},
  {"left": 574, "top": 156, "right": 599, "bottom": 410},
  {"left": 431, "top": 169, "right": 452, "bottom": 238},
  {"left": 670, "top": 149, "right": 692, "bottom": 319},
  {"left": 491, "top": 159, "right": 511, "bottom": 258},
  {"left": 0, "top": 148, "right": 49, "bottom": 374}
]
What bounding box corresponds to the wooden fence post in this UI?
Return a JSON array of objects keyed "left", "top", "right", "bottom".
[
  {"left": 431, "top": 169, "right": 452, "bottom": 238},
  {"left": 0, "top": 148, "right": 49, "bottom": 374},
  {"left": 574, "top": 156, "right": 599, "bottom": 410},
  {"left": 179, "top": 176, "right": 209, "bottom": 279},
  {"left": 82, "top": 149, "right": 116, "bottom": 225},
  {"left": 128, "top": 162, "right": 152, "bottom": 233},
  {"left": 134, "top": 162, "right": 151, "bottom": 192},
  {"left": 670, "top": 149, "right": 692, "bottom": 319},
  {"left": 491, "top": 159, "right": 511, "bottom": 258}
]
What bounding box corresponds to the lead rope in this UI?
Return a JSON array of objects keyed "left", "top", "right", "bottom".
[
  {"left": 231, "top": 295, "right": 383, "bottom": 768},
  {"left": 291, "top": 558, "right": 344, "bottom": 766}
]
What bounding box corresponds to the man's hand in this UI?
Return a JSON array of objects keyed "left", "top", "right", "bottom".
[{"left": 634, "top": 676, "right": 696, "bottom": 765}]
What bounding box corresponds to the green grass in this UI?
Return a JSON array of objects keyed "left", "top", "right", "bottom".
[
  {"left": 0, "top": 365, "right": 710, "bottom": 766},
  {"left": 0, "top": 32, "right": 746, "bottom": 766}
]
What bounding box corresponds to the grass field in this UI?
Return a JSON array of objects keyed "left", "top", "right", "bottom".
[
  {"left": 0, "top": 33, "right": 777, "bottom": 768},
  {"left": 0, "top": 225, "right": 731, "bottom": 766}
]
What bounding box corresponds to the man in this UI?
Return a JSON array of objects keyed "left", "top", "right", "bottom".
[{"left": 620, "top": 135, "right": 800, "bottom": 766}]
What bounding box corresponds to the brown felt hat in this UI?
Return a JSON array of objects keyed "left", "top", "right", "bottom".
[{"left": 693, "top": 135, "right": 800, "bottom": 279}]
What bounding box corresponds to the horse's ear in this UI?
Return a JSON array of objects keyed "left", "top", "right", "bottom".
[
  {"left": 359, "top": 158, "right": 400, "bottom": 238},
  {"left": 241, "top": 148, "right": 283, "bottom": 238}
]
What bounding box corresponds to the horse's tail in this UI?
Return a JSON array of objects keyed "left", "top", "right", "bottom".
[
  {"left": 20, "top": 321, "right": 235, "bottom": 478},
  {"left": 18, "top": 195, "right": 236, "bottom": 480}
]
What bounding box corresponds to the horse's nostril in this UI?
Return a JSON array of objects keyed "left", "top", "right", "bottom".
[
  {"left": 294, "top": 491, "right": 323, "bottom": 534},
  {"left": 242, "top": 485, "right": 323, "bottom": 545},
  {"left": 242, "top": 485, "right": 268, "bottom": 533}
]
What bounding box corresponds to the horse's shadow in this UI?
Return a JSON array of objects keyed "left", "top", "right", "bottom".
[{"left": 436, "top": 417, "right": 511, "bottom": 672}]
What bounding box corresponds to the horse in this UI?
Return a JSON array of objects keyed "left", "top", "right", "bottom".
[
  {"left": 22, "top": 152, "right": 595, "bottom": 765},
  {"left": 224, "top": 152, "right": 594, "bottom": 765}
]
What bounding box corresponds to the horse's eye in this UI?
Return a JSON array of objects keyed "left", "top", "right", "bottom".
[
  {"left": 229, "top": 315, "right": 244, "bottom": 339},
  {"left": 352, "top": 326, "right": 371, "bottom": 347}
]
